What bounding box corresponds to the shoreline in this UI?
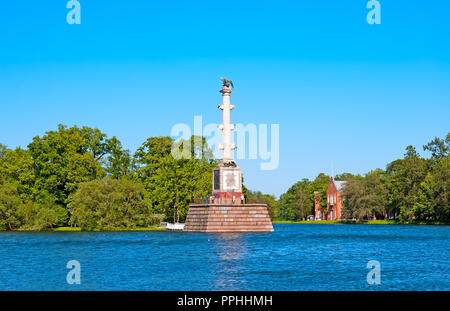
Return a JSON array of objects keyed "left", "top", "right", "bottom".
[
  {"left": 1, "top": 221, "right": 449, "bottom": 233},
  {"left": 53, "top": 226, "right": 168, "bottom": 232},
  {"left": 1, "top": 226, "right": 168, "bottom": 233},
  {"left": 272, "top": 220, "right": 449, "bottom": 226}
]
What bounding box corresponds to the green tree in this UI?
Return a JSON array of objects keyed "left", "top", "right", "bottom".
[
  {"left": 277, "top": 173, "right": 331, "bottom": 221},
  {"left": 423, "top": 133, "right": 449, "bottom": 160},
  {"left": 156, "top": 136, "right": 215, "bottom": 222},
  {"left": 32, "top": 191, "right": 68, "bottom": 229},
  {"left": 16, "top": 201, "right": 38, "bottom": 227},
  {"left": 132, "top": 136, "right": 175, "bottom": 217},
  {"left": 68, "top": 178, "right": 151, "bottom": 230},
  {"left": 133, "top": 136, "right": 215, "bottom": 222},
  {"left": 0, "top": 146, "right": 35, "bottom": 201},
  {"left": 405, "top": 145, "right": 420, "bottom": 159},
  {"left": 414, "top": 155, "right": 450, "bottom": 221},
  {"left": 27, "top": 124, "right": 123, "bottom": 208},
  {"left": 33, "top": 208, "right": 65, "bottom": 230},
  {"left": 385, "top": 147, "right": 428, "bottom": 221},
  {"left": 430, "top": 155, "right": 450, "bottom": 221},
  {"left": 80, "top": 126, "right": 109, "bottom": 164},
  {"left": 0, "top": 184, "right": 22, "bottom": 230},
  {"left": 311, "top": 173, "right": 331, "bottom": 214},
  {"left": 105, "top": 136, "right": 131, "bottom": 179},
  {"left": 0, "top": 143, "right": 7, "bottom": 164},
  {"left": 278, "top": 178, "right": 315, "bottom": 221},
  {"left": 335, "top": 172, "right": 362, "bottom": 181},
  {"left": 342, "top": 170, "right": 387, "bottom": 220}
]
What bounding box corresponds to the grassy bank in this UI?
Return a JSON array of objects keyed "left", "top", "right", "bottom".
[
  {"left": 274, "top": 220, "right": 344, "bottom": 225},
  {"left": 4, "top": 226, "right": 167, "bottom": 232},
  {"left": 272, "top": 220, "right": 448, "bottom": 225},
  {"left": 52, "top": 226, "right": 166, "bottom": 232}
]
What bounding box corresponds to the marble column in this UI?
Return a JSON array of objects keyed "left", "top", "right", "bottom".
[{"left": 218, "top": 86, "right": 236, "bottom": 163}]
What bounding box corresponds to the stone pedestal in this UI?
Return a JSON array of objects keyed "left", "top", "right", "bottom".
[
  {"left": 184, "top": 204, "right": 274, "bottom": 233},
  {"left": 211, "top": 161, "right": 243, "bottom": 205}
]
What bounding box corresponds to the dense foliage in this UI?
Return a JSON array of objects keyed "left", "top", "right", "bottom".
[
  {"left": 276, "top": 133, "right": 450, "bottom": 223},
  {"left": 68, "top": 178, "right": 152, "bottom": 230},
  {"left": 0, "top": 125, "right": 214, "bottom": 230},
  {"left": 277, "top": 174, "right": 331, "bottom": 221}
]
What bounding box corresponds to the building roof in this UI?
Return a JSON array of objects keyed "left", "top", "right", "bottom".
[{"left": 334, "top": 180, "right": 347, "bottom": 192}]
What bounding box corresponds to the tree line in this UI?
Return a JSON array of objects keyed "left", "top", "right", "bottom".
[
  {"left": 0, "top": 125, "right": 214, "bottom": 230},
  {"left": 1, "top": 126, "right": 448, "bottom": 230},
  {"left": 276, "top": 133, "right": 450, "bottom": 223}
]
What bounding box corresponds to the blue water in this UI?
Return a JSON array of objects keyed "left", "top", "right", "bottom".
[{"left": 0, "top": 224, "right": 448, "bottom": 290}]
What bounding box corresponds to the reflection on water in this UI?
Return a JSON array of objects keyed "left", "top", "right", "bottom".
[
  {"left": 211, "top": 234, "right": 247, "bottom": 290},
  {"left": 215, "top": 234, "right": 246, "bottom": 260}
]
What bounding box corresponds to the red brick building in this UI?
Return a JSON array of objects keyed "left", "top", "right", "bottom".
[{"left": 315, "top": 177, "right": 347, "bottom": 220}]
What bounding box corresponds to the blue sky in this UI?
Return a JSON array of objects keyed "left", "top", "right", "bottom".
[{"left": 1, "top": 1, "right": 449, "bottom": 197}]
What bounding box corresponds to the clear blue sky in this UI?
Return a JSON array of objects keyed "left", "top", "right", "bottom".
[{"left": 1, "top": 1, "right": 449, "bottom": 197}]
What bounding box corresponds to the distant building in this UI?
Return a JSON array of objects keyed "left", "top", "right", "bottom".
[{"left": 315, "top": 177, "right": 347, "bottom": 220}]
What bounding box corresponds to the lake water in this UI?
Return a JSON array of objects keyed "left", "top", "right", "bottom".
[{"left": 0, "top": 224, "right": 448, "bottom": 290}]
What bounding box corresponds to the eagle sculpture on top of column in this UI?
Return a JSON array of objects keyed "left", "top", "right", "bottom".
[{"left": 220, "top": 77, "right": 234, "bottom": 88}]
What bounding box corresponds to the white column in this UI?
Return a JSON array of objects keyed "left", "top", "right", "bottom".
[{"left": 218, "top": 87, "right": 236, "bottom": 161}]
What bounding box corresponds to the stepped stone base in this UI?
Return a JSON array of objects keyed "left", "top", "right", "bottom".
[{"left": 184, "top": 204, "right": 274, "bottom": 233}]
